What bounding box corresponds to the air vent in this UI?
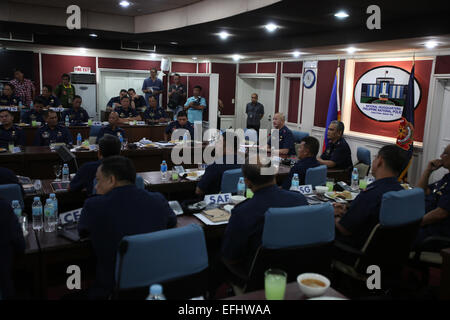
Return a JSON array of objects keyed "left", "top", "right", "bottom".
[
  {"left": 0, "top": 32, "right": 34, "bottom": 43},
  {"left": 121, "top": 41, "right": 156, "bottom": 52}
]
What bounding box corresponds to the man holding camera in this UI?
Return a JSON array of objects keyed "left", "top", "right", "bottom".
[{"left": 184, "top": 85, "right": 207, "bottom": 124}]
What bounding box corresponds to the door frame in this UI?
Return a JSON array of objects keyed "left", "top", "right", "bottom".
[{"left": 279, "top": 73, "right": 303, "bottom": 127}]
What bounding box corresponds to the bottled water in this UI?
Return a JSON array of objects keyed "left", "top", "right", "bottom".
[
  {"left": 30, "top": 101, "right": 34, "bottom": 109},
  {"left": 76, "top": 133, "right": 82, "bottom": 146},
  {"left": 237, "top": 177, "right": 246, "bottom": 196},
  {"left": 291, "top": 173, "right": 300, "bottom": 190},
  {"left": 12, "top": 200, "right": 22, "bottom": 218},
  {"left": 44, "top": 198, "right": 57, "bottom": 232},
  {"left": 160, "top": 161, "right": 168, "bottom": 180},
  {"left": 146, "top": 284, "right": 166, "bottom": 300},
  {"left": 34, "top": 179, "right": 42, "bottom": 191},
  {"left": 18, "top": 101, "right": 23, "bottom": 108},
  {"left": 62, "top": 163, "right": 69, "bottom": 181},
  {"left": 351, "top": 168, "right": 359, "bottom": 190},
  {"left": 49, "top": 193, "right": 58, "bottom": 217},
  {"left": 32, "top": 197, "right": 43, "bottom": 231},
  {"left": 183, "top": 131, "right": 188, "bottom": 143},
  {"left": 65, "top": 115, "right": 70, "bottom": 127}
]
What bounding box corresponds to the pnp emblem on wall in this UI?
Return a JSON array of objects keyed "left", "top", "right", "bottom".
[{"left": 354, "top": 66, "right": 421, "bottom": 122}]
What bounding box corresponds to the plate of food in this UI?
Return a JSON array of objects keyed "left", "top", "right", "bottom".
[
  {"left": 187, "top": 201, "right": 207, "bottom": 211},
  {"left": 324, "top": 191, "right": 358, "bottom": 202},
  {"left": 0, "top": 147, "right": 7, "bottom": 153},
  {"left": 18, "top": 123, "right": 30, "bottom": 127},
  {"left": 185, "top": 170, "right": 205, "bottom": 181}
]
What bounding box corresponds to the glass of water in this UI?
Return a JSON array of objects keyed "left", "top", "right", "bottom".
[{"left": 53, "top": 164, "right": 62, "bottom": 181}]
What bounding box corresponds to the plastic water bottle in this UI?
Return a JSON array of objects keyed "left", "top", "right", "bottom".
[
  {"left": 76, "top": 133, "right": 82, "bottom": 146},
  {"left": 65, "top": 115, "right": 70, "bottom": 127},
  {"left": 49, "top": 193, "right": 58, "bottom": 216},
  {"left": 183, "top": 131, "right": 188, "bottom": 142},
  {"left": 34, "top": 179, "right": 42, "bottom": 192},
  {"left": 18, "top": 101, "right": 23, "bottom": 109},
  {"left": 44, "top": 198, "right": 56, "bottom": 232},
  {"left": 351, "top": 168, "right": 359, "bottom": 190},
  {"left": 118, "top": 133, "right": 124, "bottom": 148},
  {"left": 290, "top": 173, "right": 300, "bottom": 191},
  {"left": 237, "top": 177, "right": 246, "bottom": 196},
  {"left": 30, "top": 101, "right": 34, "bottom": 109},
  {"left": 12, "top": 200, "right": 22, "bottom": 218},
  {"left": 146, "top": 284, "right": 166, "bottom": 300},
  {"left": 160, "top": 160, "right": 168, "bottom": 180},
  {"left": 32, "top": 197, "right": 43, "bottom": 231},
  {"left": 62, "top": 163, "right": 70, "bottom": 181}
]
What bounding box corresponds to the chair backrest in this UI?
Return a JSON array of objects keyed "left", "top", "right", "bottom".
[
  {"left": 305, "top": 165, "right": 327, "bottom": 187},
  {"left": 89, "top": 125, "right": 103, "bottom": 138},
  {"left": 354, "top": 163, "right": 370, "bottom": 179},
  {"left": 379, "top": 188, "right": 425, "bottom": 227},
  {"left": 115, "top": 224, "right": 208, "bottom": 298},
  {"left": 220, "top": 168, "right": 243, "bottom": 193},
  {"left": 292, "top": 130, "right": 309, "bottom": 144},
  {"left": 0, "top": 184, "right": 24, "bottom": 209},
  {"left": 357, "top": 147, "right": 371, "bottom": 166},
  {"left": 244, "top": 128, "right": 258, "bottom": 143}
]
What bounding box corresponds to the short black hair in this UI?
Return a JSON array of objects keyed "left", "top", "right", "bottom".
[
  {"left": 73, "top": 95, "right": 82, "bottom": 102},
  {"left": 173, "top": 73, "right": 180, "bottom": 77},
  {"left": 121, "top": 95, "right": 130, "bottom": 101},
  {"left": 120, "top": 89, "right": 127, "bottom": 94},
  {"left": 301, "top": 136, "right": 319, "bottom": 157},
  {"left": 0, "top": 109, "right": 13, "bottom": 116},
  {"left": 43, "top": 84, "right": 53, "bottom": 92},
  {"left": 242, "top": 159, "right": 275, "bottom": 186},
  {"left": 100, "top": 156, "right": 136, "bottom": 184},
  {"left": 14, "top": 68, "right": 23, "bottom": 74},
  {"left": 43, "top": 109, "right": 57, "bottom": 119},
  {"left": 3, "top": 83, "right": 14, "bottom": 91},
  {"left": 99, "top": 134, "right": 122, "bottom": 158},
  {"left": 377, "top": 145, "right": 409, "bottom": 176},
  {"left": 177, "top": 110, "right": 187, "bottom": 118},
  {"left": 34, "top": 97, "right": 46, "bottom": 106},
  {"left": 62, "top": 73, "right": 70, "bottom": 80},
  {"left": 150, "top": 67, "right": 157, "bottom": 72},
  {"left": 148, "top": 94, "right": 157, "bottom": 101},
  {"left": 193, "top": 85, "right": 202, "bottom": 91},
  {"left": 330, "top": 120, "right": 345, "bottom": 136},
  {"left": 128, "top": 88, "right": 135, "bottom": 93}
]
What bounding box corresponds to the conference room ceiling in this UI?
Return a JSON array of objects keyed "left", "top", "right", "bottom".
[{"left": 1, "top": 0, "right": 450, "bottom": 58}]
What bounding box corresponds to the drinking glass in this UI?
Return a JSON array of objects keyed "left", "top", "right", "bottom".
[
  {"left": 265, "top": 269, "right": 287, "bottom": 300},
  {"left": 53, "top": 164, "right": 62, "bottom": 181},
  {"left": 122, "top": 138, "right": 128, "bottom": 149},
  {"left": 326, "top": 178, "right": 334, "bottom": 192},
  {"left": 19, "top": 216, "right": 28, "bottom": 235},
  {"left": 359, "top": 178, "right": 368, "bottom": 190}
]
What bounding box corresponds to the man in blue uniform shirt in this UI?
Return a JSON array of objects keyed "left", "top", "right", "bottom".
[
  {"left": 115, "top": 96, "right": 140, "bottom": 123},
  {"left": 318, "top": 120, "right": 352, "bottom": 170},
  {"left": 33, "top": 110, "right": 73, "bottom": 146},
  {"left": 96, "top": 112, "right": 125, "bottom": 143},
  {"left": 106, "top": 89, "right": 128, "bottom": 112},
  {"left": 221, "top": 158, "right": 308, "bottom": 271},
  {"left": 21, "top": 97, "right": 46, "bottom": 124},
  {"left": 267, "top": 112, "right": 295, "bottom": 156},
  {"left": 61, "top": 95, "right": 89, "bottom": 125},
  {"left": 142, "top": 95, "right": 169, "bottom": 124},
  {"left": 78, "top": 156, "right": 177, "bottom": 299},
  {"left": 333, "top": 145, "right": 407, "bottom": 249},
  {"left": 282, "top": 136, "right": 321, "bottom": 189},
  {"left": 184, "top": 85, "right": 207, "bottom": 123},
  {"left": 69, "top": 134, "right": 121, "bottom": 196},
  {"left": 128, "top": 88, "right": 147, "bottom": 112},
  {"left": 0, "top": 83, "right": 21, "bottom": 106},
  {"left": 0, "top": 109, "right": 25, "bottom": 148},
  {"left": 415, "top": 144, "right": 450, "bottom": 248},
  {"left": 164, "top": 110, "right": 194, "bottom": 141},
  {"left": 142, "top": 68, "right": 164, "bottom": 107},
  {"left": 39, "top": 84, "right": 62, "bottom": 108}
]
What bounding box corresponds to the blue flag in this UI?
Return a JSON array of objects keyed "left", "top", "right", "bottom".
[{"left": 323, "top": 68, "right": 340, "bottom": 152}]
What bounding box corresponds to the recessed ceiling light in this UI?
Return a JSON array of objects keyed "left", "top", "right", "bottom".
[
  {"left": 346, "top": 47, "right": 356, "bottom": 54},
  {"left": 192, "top": 57, "right": 197, "bottom": 60},
  {"left": 89, "top": 33, "right": 98, "bottom": 38},
  {"left": 232, "top": 54, "right": 241, "bottom": 61},
  {"left": 119, "top": 1, "right": 130, "bottom": 8},
  {"left": 292, "top": 51, "right": 301, "bottom": 58},
  {"left": 334, "top": 11, "right": 349, "bottom": 19},
  {"left": 425, "top": 40, "right": 438, "bottom": 48},
  {"left": 218, "top": 31, "right": 230, "bottom": 40},
  {"left": 264, "top": 23, "right": 279, "bottom": 32},
  {"left": 170, "top": 41, "right": 178, "bottom": 45}
]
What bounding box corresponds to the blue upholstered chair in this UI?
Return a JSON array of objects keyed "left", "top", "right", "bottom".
[
  {"left": 220, "top": 168, "right": 243, "bottom": 194},
  {"left": 89, "top": 125, "right": 103, "bottom": 144},
  {"left": 354, "top": 147, "right": 371, "bottom": 178},
  {"left": 305, "top": 165, "right": 327, "bottom": 187},
  {"left": 244, "top": 128, "right": 258, "bottom": 143},
  {"left": 114, "top": 224, "right": 209, "bottom": 299},
  {"left": 0, "top": 184, "right": 24, "bottom": 209},
  {"left": 292, "top": 130, "right": 309, "bottom": 144}
]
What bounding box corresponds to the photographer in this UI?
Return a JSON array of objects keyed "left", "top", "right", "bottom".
[{"left": 184, "top": 85, "right": 207, "bottom": 123}]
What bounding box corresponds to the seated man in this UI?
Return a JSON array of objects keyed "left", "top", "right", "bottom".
[
  {"left": 282, "top": 136, "right": 321, "bottom": 189},
  {"left": 69, "top": 135, "right": 121, "bottom": 196},
  {"left": 0, "top": 167, "right": 21, "bottom": 186},
  {"left": 0, "top": 109, "right": 25, "bottom": 148},
  {"left": 164, "top": 110, "right": 194, "bottom": 141},
  {"left": 221, "top": 158, "right": 308, "bottom": 271},
  {"left": 0, "top": 197, "right": 25, "bottom": 299},
  {"left": 33, "top": 110, "right": 73, "bottom": 146},
  {"left": 195, "top": 132, "right": 243, "bottom": 196},
  {"left": 61, "top": 95, "right": 89, "bottom": 125},
  {"left": 78, "top": 156, "right": 177, "bottom": 299},
  {"left": 267, "top": 113, "right": 295, "bottom": 156},
  {"left": 39, "top": 84, "right": 62, "bottom": 109},
  {"left": 415, "top": 144, "right": 450, "bottom": 248},
  {"left": 184, "top": 85, "right": 207, "bottom": 123},
  {"left": 21, "top": 97, "right": 46, "bottom": 124},
  {"left": 106, "top": 89, "right": 128, "bottom": 112},
  {"left": 142, "top": 95, "right": 169, "bottom": 124},
  {"left": 96, "top": 112, "right": 125, "bottom": 143},
  {"left": 115, "top": 96, "right": 140, "bottom": 123},
  {"left": 128, "top": 88, "right": 147, "bottom": 112},
  {"left": 318, "top": 120, "right": 352, "bottom": 169},
  {"left": 333, "top": 145, "right": 407, "bottom": 249},
  {"left": 0, "top": 83, "right": 21, "bottom": 106}
]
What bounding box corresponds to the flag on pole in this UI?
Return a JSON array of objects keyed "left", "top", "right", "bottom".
[
  {"left": 323, "top": 62, "right": 341, "bottom": 152},
  {"left": 396, "top": 64, "right": 415, "bottom": 181}
]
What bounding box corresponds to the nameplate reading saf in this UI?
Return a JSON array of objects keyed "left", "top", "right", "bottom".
[
  {"left": 204, "top": 193, "right": 232, "bottom": 205},
  {"left": 59, "top": 208, "right": 82, "bottom": 225}
]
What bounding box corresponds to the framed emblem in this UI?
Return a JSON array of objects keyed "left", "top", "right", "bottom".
[{"left": 303, "top": 70, "right": 316, "bottom": 89}]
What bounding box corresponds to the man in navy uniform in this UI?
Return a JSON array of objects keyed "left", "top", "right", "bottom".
[
  {"left": 415, "top": 144, "right": 450, "bottom": 248},
  {"left": 33, "top": 110, "right": 73, "bottom": 146},
  {"left": 106, "top": 89, "right": 128, "bottom": 112},
  {"left": 69, "top": 134, "right": 121, "bottom": 196},
  {"left": 0, "top": 83, "right": 21, "bottom": 106},
  {"left": 39, "top": 84, "right": 62, "bottom": 108},
  {"left": 318, "top": 120, "right": 352, "bottom": 170},
  {"left": 164, "top": 110, "right": 194, "bottom": 141},
  {"left": 21, "top": 97, "right": 46, "bottom": 124},
  {"left": 78, "top": 156, "right": 177, "bottom": 299},
  {"left": 221, "top": 157, "right": 308, "bottom": 271},
  {"left": 282, "top": 136, "right": 321, "bottom": 189},
  {"left": 142, "top": 95, "right": 169, "bottom": 124},
  {"left": 61, "top": 95, "right": 89, "bottom": 125},
  {"left": 333, "top": 145, "right": 407, "bottom": 249},
  {"left": 195, "top": 131, "right": 243, "bottom": 196},
  {"left": 96, "top": 112, "right": 125, "bottom": 143},
  {"left": 116, "top": 96, "right": 140, "bottom": 123},
  {"left": 0, "top": 109, "right": 25, "bottom": 148},
  {"left": 128, "top": 88, "right": 147, "bottom": 112},
  {"left": 267, "top": 112, "right": 295, "bottom": 156}
]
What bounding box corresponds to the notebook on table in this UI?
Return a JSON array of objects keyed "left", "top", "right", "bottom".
[{"left": 51, "top": 181, "right": 70, "bottom": 192}]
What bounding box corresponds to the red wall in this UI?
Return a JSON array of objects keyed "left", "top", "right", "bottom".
[
  {"left": 33, "top": 53, "right": 40, "bottom": 92},
  {"left": 238, "top": 63, "right": 256, "bottom": 74},
  {"left": 435, "top": 55, "right": 450, "bottom": 74},
  {"left": 198, "top": 63, "right": 209, "bottom": 73},
  {"left": 258, "top": 62, "right": 276, "bottom": 73},
  {"left": 350, "top": 60, "right": 432, "bottom": 142},
  {"left": 98, "top": 58, "right": 159, "bottom": 70},
  {"left": 314, "top": 60, "right": 345, "bottom": 127},
  {"left": 211, "top": 63, "right": 236, "bottom": 116},
  {"left": 172, "top": 62, "right": 197, "bottom": 73},
  {"left": 275, "top": 62, "right": 282, "bottom": 112},
  {"left": 288, "top": 78, "right": 301, "bottom": 123},
  {"left": 283, "top": 61, "right": 303, "bottom": 73}
]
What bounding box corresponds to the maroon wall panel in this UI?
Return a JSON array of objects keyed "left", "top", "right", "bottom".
[
  {"left": 211, "top": 63, "right": 236, "bottom": 115},
  {"left": 258, "top": 62, "right": 276, "bottom": 74},
  {"left": 282, "top": 61, "right": 303, "bottom": 74},
  {"left": 275, "top": 62, "right": 281, "bottom": 113},
  {"left": 238, "top": 63, "right": 256, "bottom": 74},
  {"left": 435, "top": 55, "right": 450, "bottom": 74},
  {"left": 98, "top": 58, "right": 159, "bottom": 70},
  {"left": 33, "top": 53, "right": 40, "bottom": 93},
  {"left": 287, "top": 78, "right": 301, "bottom": 123},
  {"left": 198, "top": 63, "right": 209, "bottom": 73},
  {"left": 172, "top": 62, "right": 197, "bottom": 73}
]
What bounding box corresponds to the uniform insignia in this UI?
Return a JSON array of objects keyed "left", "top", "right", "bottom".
[
  {"left": 42, "top": 131, "right": 50, "bottom": 139},
  {"left": 57, "top": 131, "right": 62, "bottom": 137}
]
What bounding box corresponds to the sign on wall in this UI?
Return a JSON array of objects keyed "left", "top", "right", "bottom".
[
  {"left": 73, "top": 66, "right": 91, "bottom": 73},
  {"left": 354, "top": 66, "right": 421, "bottom": 122}
]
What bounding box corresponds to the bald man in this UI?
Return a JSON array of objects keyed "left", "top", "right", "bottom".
[{"left": 267, "top": 113, "right": 295, "bottom": 155}]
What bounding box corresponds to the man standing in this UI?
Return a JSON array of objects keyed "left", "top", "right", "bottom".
[
  {"left": 106, "top": 89, "right": 128, "bottom": 112},
  {"left": 54, "top": 73, "right": 76, "bottom": 109},
  {"left": 267, "top": 113, "right": 295, "bottom": 156},
  {"left": 168, "top": 74, "right": 186, "bottom": 118},
  {"left": 33, "top": 110, "right": 73, "bottom": 146},
  {"left": 0, "top": 84, "right": 21, "bottom": 106},
  {"left": 0, "top": 109, "right": 25, "bottom": 148},
  {"left": 246, "top": 93, "right": 264, "bottom": 134},
  {"left": 184, "top": 85, "right": 207, "bottom": 124},
  {"left": 61, "top": 95, "right": 89, "bottom": 125},
  {"left": 318, "top": 120, "right": 352, "bottom": 170},
  {"left": 9, "top": 69, "right": 35, "bottom": 107},
  {"left": 39, "top": 85, "right": 62, "bottom": 109},
  {"left": 142, "top": 68, "right": 164, "bottom": 107}
]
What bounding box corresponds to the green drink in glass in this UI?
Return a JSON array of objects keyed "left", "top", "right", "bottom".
[
  {"left": 326, "top": 180, "right": 334, "bottom": 192},
  {"left": 359, "top": 179, "right": 368, "bottom": 190},
  {"left": 246, "top": 188, "right": 254, "bottom": 198},
  {"left": 265, "top": 269, "right": 287, "bottom": 300}
]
